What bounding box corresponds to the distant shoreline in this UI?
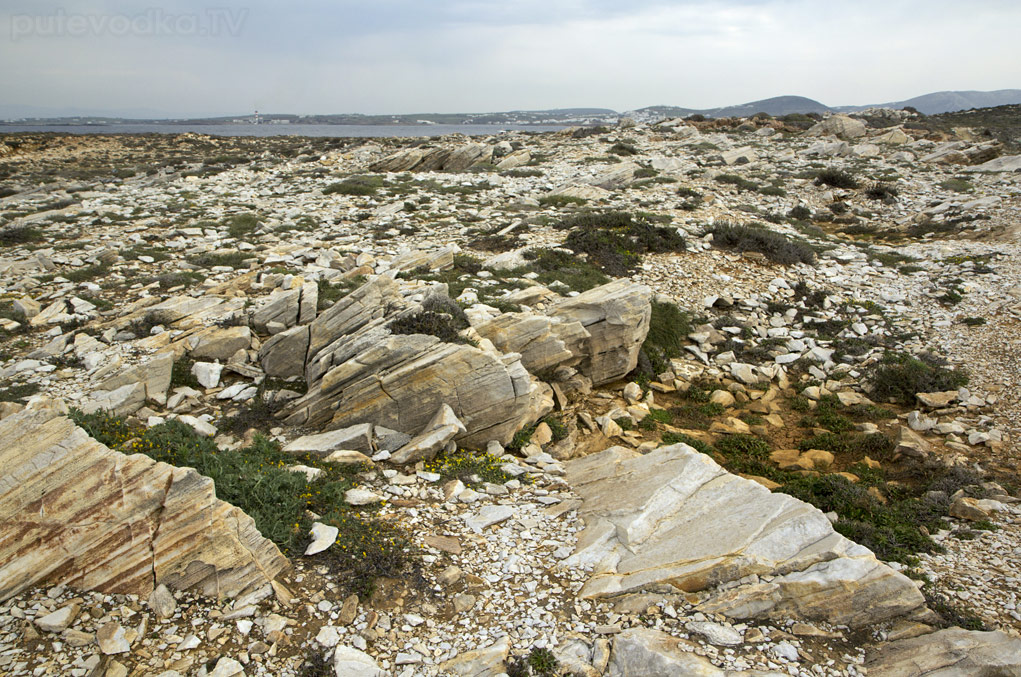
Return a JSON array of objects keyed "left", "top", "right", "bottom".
[{"left": 0, "top": 122, "right": 574, "bottom": 138}]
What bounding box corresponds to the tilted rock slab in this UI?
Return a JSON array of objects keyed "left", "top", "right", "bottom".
[
  {"left": 865, "top": 628, "right": 1021, "bottom": 676},
  {"left": 0, "top": 402, "right": 287, "bottom": 602},
  {"left": 370, "top": 143, "right": 494, "bottom": 173},
  {"left": 278, "top": 276, "right": 547, "bottom": 447},
  {"left": 564, "top": 444, "right": 924, "bottom": 627}
]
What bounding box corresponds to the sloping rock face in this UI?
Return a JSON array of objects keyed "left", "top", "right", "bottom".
[
  {"left": 564, "top": 444, "right": 924, "bottom": 627},
  {"left": 548, "top": 280, "right": 652, "bottom": 386},
  {"left": 865, "top": 628, "right": 1021, "bottom": 676},
  {"left": 370, "top": 143, "right": 494, "bottom": 173},
  {"left": 0, "top": 402, "right": 287, "bottom": 602},
  {"left": 277, "top": 276, "right": 545, "bottom": 447}
]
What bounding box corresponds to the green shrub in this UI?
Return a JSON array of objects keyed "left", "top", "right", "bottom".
[
  {"left": 187, "top": 251, "right": 250, "bottom": 269},
  {"left": 501, "top": 168, "right": 543, "bottom": 178},
  {"left": 814, "top": 169, "right": 859, "bottom": 189},
  {"left": 777, "top": 474, "right": 936, "bottom": 563},
  {"left": 706, "top": 221, "right": 816, "bottom": 265},
  {"left": 609, "top": 142, "right": 638, "bottom": 156},
  {"left": 423, "top": 450, "right": 516, "bottom": 486},
  {"left": 634, "top": 301, "right": 693, "bottom": 377},
  {"left": 758, "top": 185, "right": 787, "bottom": 197},
  {"left": 869, "top": 352, "right": 968, "bottom": 404},
  {"left": 523, "top": 247, "right": 610, "bottom": 292},
  {"left": 787, "top": 205, "right": 812, "bottom": 221},
  {"left": 0, "top": 225, "right": 43, "bottom": 247},
  {"left": 538, "top": 194, "right": 587, "bottom": 208},
  {"left": 70, "top": 410, "right": 411, "bottom": 595},
  {"left": 224, "top": 213, "right": 260, "bottom": 238},
  {"left": 527, "top": 647, "right": 559, "bottom": 677},
  {"left": 938, "top": 178, "right": 974, "bottom": 193},
  {"left": 962, "top": 317, "right": 986, "bottom": 326},
  {"left": 388, "top": 295, "right": 470, "bottom": 344},
  {"left": 0, "top": 381, "right": 41, "bottom": 402},
  {"left": 714, "top": 173, "right": 759, "bottom": 191},
  {"left": 799, "top": 431, "right": 895, "bottom": 460},
  {"left": 323, "top": 175, "right": 385, "bottom": 196},
  {"left": 865, "top": 183, "right": 899, "bottom": 200},
  {"left": 556, "top": 211, "right": 686, "bottom": 276},
  {"left": 660, "top": 432, "right": 714, "bottom": 455}
]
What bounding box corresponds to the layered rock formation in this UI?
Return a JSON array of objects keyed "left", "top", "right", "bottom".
[
  {"left": 564, "top": 443, "right": 925, "bottom": 627},
  {"left": 276, "top": 276, "right": 548, "bottom": 447},
  {"left": 0, "top": 401, "right": 287, "bottom": 601},
  {"left": 370, "top": 142, "right": 495, "bottom": 173}
]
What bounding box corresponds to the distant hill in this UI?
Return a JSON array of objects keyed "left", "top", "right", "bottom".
[
  {"left": 837, "top": 90, "right": 1021, "bottom": 115},
  {"left": 710, "top": 95, "right": 831, "bottom": 118},
  {"left": 630, "top": 96, "right": 830, "bottom": 122}
]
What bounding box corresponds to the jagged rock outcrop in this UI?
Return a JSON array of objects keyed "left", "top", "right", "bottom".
[
  {"left": 277, "top": 276, "right": 547, "bottom": 446},
  {"left": 564, "top": 443, "right": 925, "bottom": 627},
  {"left": 473, "top": 312, "right": 590, "bottom": 375},
  {"left": 805, "top": 115, "right": 867, "bottom": 140},
  {"left": 548, "top": 280, "right": 652, "bottom": 386},
  {"left": 0, "top": 401, "right": 287, "bottom": 601},
  {"left": 865, "top": 628, "right": 1021, "bottom": 676},
  {"left": 370, "top": 143, "right": 494, "bottom": 173}
]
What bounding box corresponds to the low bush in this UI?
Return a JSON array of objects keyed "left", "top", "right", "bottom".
[
  {"left": 714, "top": 173, "right": 759, "bottom": 191},
  {"left": 0, "top": 225, "right": 43, "bottom": 247},
  {"left": 634, "top": 300, "right": 693, "bottom": 377},
  {"left": 224, "top": 213, "right": 260, "bottom": 238},
  {"left": 814, "top": 169, "right": 859, "bottom": 189},
  {"left": 323, "top": 175, "right": 385, "bottom": 196},
  {"left": 869, "top": 352, "right": 968, "bottom": 405},
  {"left": 523, "top": 247, "right": 610, "bottom": 292},
  {"left": 865, "top": 183, "right": 900, "bottom": 200},
  {"left": 388, "top": 295, "right": 470, "bottom": 344},
  {"left": 609, "top": 142, "right": 638, "bottom": 156},
  {"left": 538, "top": 194, "right": 587, "bottom": 208},
  {"left": 70, "top": 409, "right": 412, "bottom": 595},
  {"left": 557, "top": 211, "right": 687, "bottom": 276},
  {"left": 706, "top": 221, "right": 816, "bottom": 265}
]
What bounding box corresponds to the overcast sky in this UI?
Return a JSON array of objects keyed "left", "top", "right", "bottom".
[{"left": 1, "top": 0, "right": 1018, "bottom": 118}]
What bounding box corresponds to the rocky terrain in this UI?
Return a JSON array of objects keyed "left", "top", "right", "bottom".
[{"left": 2, "top": 109, "right": 1021, "bottom": 676}]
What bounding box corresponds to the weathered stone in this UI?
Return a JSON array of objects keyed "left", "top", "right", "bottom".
[
  {"left": 806, "top": 115, "right": 867, "bottom": 140},
  {"left": 391, "top": 403, "right": 466, "bottom": 465},
  {"left": 252, "top": 288, "right": 300, "bottom": 334},
  {"left": 565, "top": 444, "right": 924, "bottom": 627},
  {"left": 333, "top": 645, "right": 386, "bottom": 676},
  {"left": 438, "top": 636, "right": 510, "bottom": 677},
  {"left": 0, "top": 403, "right": 287, "bottom": 601},
  {"left": 148, "top": 584, "right": 177, "bottom": 619},
  {"left": 79, "top": 382, "right": 146, "bottom": 418},
  {"left": 549, "top": 280, "right": 652, "bottom": 386},
  {"left": 96, "top": 622, "right": 130, "bottom": 654},
  {"left": 188, "top": 326, "right": 253, "bottom": 361},
  {"left": 35, "top": 603, "right": 79, "bottom": 632},
  {"left": 259, "top": 325, "right": 310, "bottom": 379},
  {"left": 98, "top": 353, "right": 174, "bottom": 402},
  {"left": 473, "top": 312, "right": 589, "bottom": 376},
  {"left": 608, "top": 628, "right": 760, "bottom": 676},
  {"left": 865, "top": 628, "right": 1021, "bottom": 676},
  {"left": 283, "top": 423, "right": 374, "bottom": 457},
  {"left": 305, "top": 522, "right": 339, "bottom": 556}
]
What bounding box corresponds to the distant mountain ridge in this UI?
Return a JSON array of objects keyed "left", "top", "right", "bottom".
[{"left": 834, "top": 89, "right": 1021, "bottom": 115}]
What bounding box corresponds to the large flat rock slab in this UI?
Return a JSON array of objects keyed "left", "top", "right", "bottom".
[
  {"left": 564, "top": 443, "right": 924, "bottom": 627},
  {"left": 865, "top": 628, "right": 1021, "bottom": 676},
  {"left": 0, "top": 402, "right": 287, "bottom": 601}
]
